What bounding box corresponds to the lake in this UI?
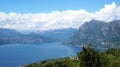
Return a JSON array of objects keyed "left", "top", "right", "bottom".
[{"left": 0, "top": 42, "right": 82, "bottom": 67}]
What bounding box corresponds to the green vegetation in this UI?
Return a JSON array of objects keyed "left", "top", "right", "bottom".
[
  {"left": 77, "top": 44, "right": 110, "bottom": 67},
  {"left": 77, "top": 44, "right": 101, "bottom": 67},
  {"left": 27, "top": 58, "right": 80, "bottom": 67},
  {"left": 26, "top": 44, "right": 120, "bottom": 67}
]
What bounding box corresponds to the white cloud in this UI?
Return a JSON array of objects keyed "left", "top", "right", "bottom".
[
  {"left": 0, "top": 2, "right": 120, "bottom": 31},
  {"left": 94, "top": 2, "right": 120, "bottom": 22}
]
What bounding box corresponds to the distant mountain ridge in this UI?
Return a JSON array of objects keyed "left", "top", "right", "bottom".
[
  {"left": 0, "top": 28, "right": 77, "bottom": 45},
  {"left": 39, "top": 28, "right": 77, "bottom": 42},
  {"left": 0, "top": 28, "right": 53, "bottom": 45},
  {"left": 65, "top": 20, "right": 120, "bottom": 48}
]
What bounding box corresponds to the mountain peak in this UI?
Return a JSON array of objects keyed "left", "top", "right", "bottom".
[{"left": 66, "top": 20, "right": 120, "bottom": 48}]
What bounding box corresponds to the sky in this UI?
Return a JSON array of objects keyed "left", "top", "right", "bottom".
[
  {"left": 0, "top": 0, "right": 120, "bottom": 13},
  {"left": 0, "top": 0, "right": 120, "bottom": 31}
]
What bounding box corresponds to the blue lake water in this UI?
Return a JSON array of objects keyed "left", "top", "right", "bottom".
[{"left": 0, "top": 42, "right": 82, "bottom": 67}]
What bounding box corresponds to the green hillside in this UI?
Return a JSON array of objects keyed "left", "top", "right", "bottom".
[{"left": 25, "top": 44, "right": 120, "bottom": 67}]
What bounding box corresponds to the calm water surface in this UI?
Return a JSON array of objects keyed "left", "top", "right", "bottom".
[{"left": 0, "top": 42, "right": 81, "bottom": 67}]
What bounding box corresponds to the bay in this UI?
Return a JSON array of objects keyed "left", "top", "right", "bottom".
[{"left": 0, "top": 42, "right": 81, "bottom": 67}]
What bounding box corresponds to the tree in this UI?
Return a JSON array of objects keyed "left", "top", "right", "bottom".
[{"left": 77, "top": 44, "right": 101, "bottom": 67}]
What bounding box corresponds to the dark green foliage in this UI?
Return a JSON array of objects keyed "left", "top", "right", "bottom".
[
  {"left": 106, "top": 48, "right": 120, "bottom": 56},
  {"left": 106, "top": 48, "right": 120, "bottom": 67},
  {"left": 77, "top": 44, "right": 101, "bottom": 67},
  {"left": 97, "top": 51, "right": 109, "bottom": 67},
  {"left": 27, "top": 58, "right": 80, "bottom": 67}
]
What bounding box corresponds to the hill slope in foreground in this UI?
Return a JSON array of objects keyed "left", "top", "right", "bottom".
[{"left": 21, "top": 45, "right": 120, "bottom": 67}]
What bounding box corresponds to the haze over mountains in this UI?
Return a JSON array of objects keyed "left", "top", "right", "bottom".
[
  {"left": 39, "top": 28, "right": 77, "bottom": 42},
  {"left": 1, "top": 19, "right": 120, "bottom": 49},
  {"left": 0, "top": 28, "right": 77, "bottom": 45},
  {"left": 0, "top": 3, "right": 120, "bottom": 48},
  {"left": 0, "top": 28, "right": 53, "bottom": 45}
]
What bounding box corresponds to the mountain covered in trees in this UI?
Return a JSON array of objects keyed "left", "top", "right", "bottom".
[
  {"left": 0, "top": 28, "right": 53, "bottom": 45},
  {"left": 65, "top": 20, "right": 120, "bottom": 48}
]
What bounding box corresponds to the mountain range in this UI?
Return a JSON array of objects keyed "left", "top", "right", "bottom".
[
  {"left": 65, "top": 20, "right": 120, "bottom": 48},
  {"left": 39, "top": 28, "right": 77, "bottom": 42},
  {"left": 1, "top": 19, "right": 120, "bottom": 48},
  {"left": 0, "top": 28, "right": 53, "bottom": 45},
  {"left": 0, "top": 28, "right": 77, "bottom": 45}
]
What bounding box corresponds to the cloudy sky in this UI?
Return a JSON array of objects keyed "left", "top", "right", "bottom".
[{"left": 0, "top": 0, "right": 120, "bottom": 31}]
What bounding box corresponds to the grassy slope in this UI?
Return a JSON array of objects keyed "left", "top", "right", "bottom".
[{"left": 26, "top": 48, "right": 120, "bottom": 67}]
